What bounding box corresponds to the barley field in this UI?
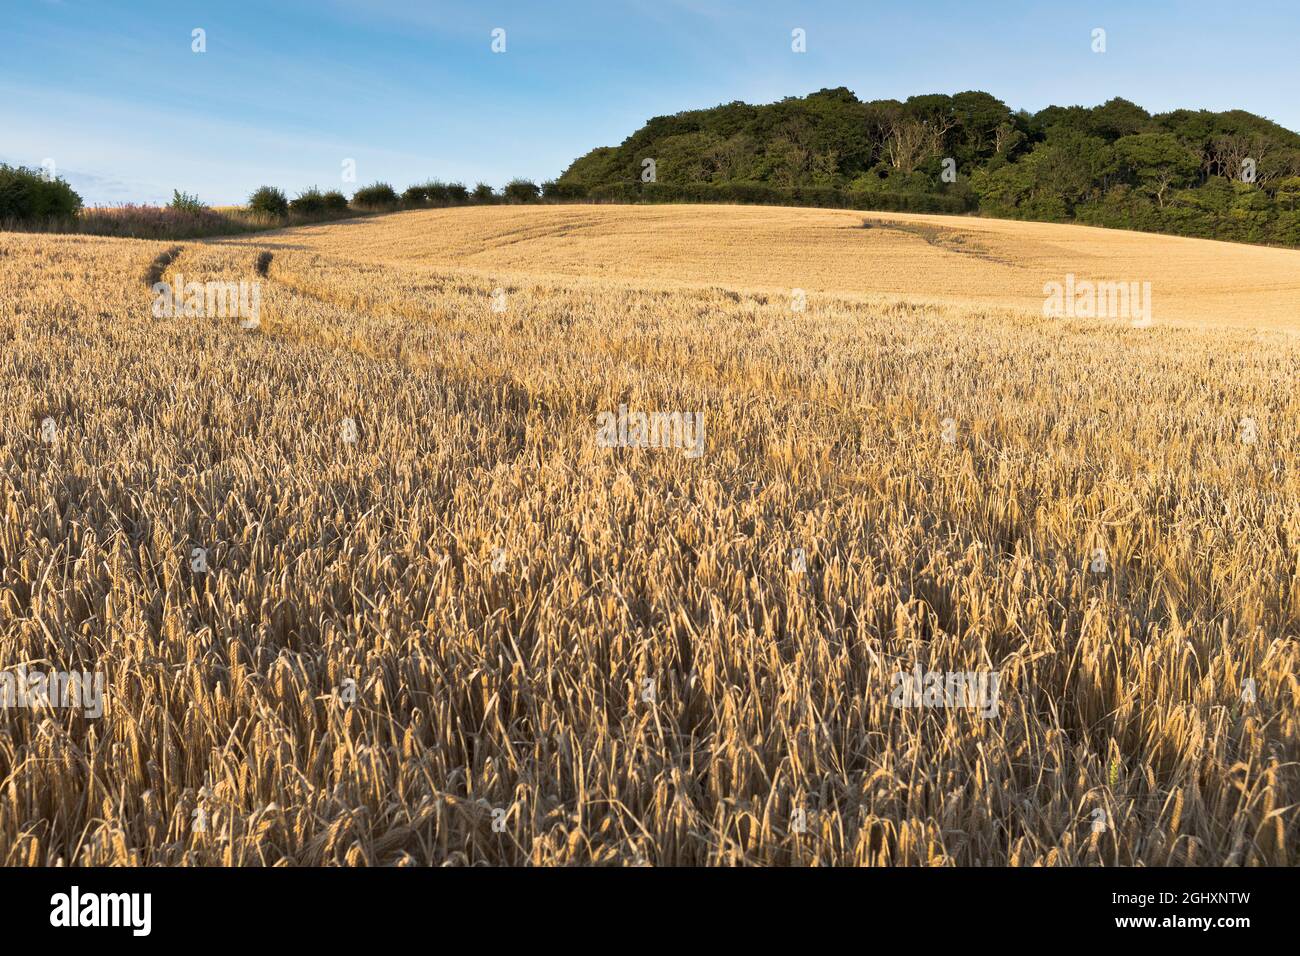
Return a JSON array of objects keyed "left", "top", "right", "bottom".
[{"left": 1, "top": 205, "right": 1297, "bottom": 866}]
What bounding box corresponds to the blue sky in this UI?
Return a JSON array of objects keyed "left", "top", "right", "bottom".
[{"left": 4, "top": 0, "right": 1299, "bottom": 205}]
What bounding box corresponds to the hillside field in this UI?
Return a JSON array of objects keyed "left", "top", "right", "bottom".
[{"left": 1, "top": 205, "right": 1296, "bottom": 865}]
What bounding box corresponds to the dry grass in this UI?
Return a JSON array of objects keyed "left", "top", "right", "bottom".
[{"left": 0, "top": 205, "right": 1297, "bottom": 866}]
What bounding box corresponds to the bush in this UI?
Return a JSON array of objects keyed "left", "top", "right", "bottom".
[
  {"left": 581, "top": 180, "right": 976, "bottom": 215},
  {"left": 289, "top": 187, "right": 328, "bottom": 216},
  {"left": 419, "top": 181, "right": 470, "bottom": 204},
  {"left": 420, "top": 180, "right": 451, "bottom": 203},
  {"left": 503, "top": 179, "right": 541, "bottom": 203},
  {"left": 401, "top": 185, "right": 429, "bottom": 206},
  {"left": 351, "top": 182, "right": 399, "bottom": 209},
  {"left": 321, "top": 190, "right": 350, "bottom": 211},
  {"left": 247, "top": 185, "right": 289, "bottom": 217},
  {"left": 543, "top": 180, "right": 588, "bottom": 200},
  {"left": 472, "top": 183, "right": 496, "bottom": 202},
  {"left": 0, "top": 164, "right": 83, "bottom": 222},
  {"left": 169, "top": 190, "right": 205, "bottom": 214}
]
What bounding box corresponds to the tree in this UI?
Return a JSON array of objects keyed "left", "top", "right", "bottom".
[
  {"left": 950, "top": 91, "right": 1015, "bottom": 164},
  {"left": 885, "top": 116, "right": 952, "bottom": 174},
  {"left": 0, "top": 164, "right": 82, "bottom": 221},
  {"left": 1274, "top": 176, "right": 1300, "bottom": 211},
  {"left": 764, "top": 132, "right": 811, "bottom": 186},
  {"left": 699, "top": 134, "right": 753, "bottom": 182},
  {"left": 548, "top": 87, "right": 1300, "bottom": 247},
  {"left": 1088, "top": 98, "right": 1153, "bottom": 141},
  {"left": 883, "top": 96, "right": 956, "bottom": 174},
  {"left": 1114, "top": 134, "right": 1200, "bottom": 207}
]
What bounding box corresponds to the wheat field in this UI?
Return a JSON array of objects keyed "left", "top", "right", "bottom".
[
  {"left": 1, "top": 205, "right": 1297, "bottom": 866},
  {"left": 233, "top": 204, "right": 1300, "bottom": 329}
]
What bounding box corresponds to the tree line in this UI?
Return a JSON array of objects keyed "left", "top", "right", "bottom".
[
  {"left": 556, "top": 88, "right": 1300, "bottom": 246},
  {"left": 0, "top": 168, "right": 557, "bottom": 239},
  {"left": 8, "top": 89, "right": 1300, "bottom": 246}
]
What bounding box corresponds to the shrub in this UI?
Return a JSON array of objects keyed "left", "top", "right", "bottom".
[
  {"left": 351, "top": 182, "right": 399, "bottom": 209},
  {"left": 472, "top": 182, "right": 496, "bottom": 202},
  {"left": 289, "top": 187, "right": 328, "bottom": 216},
  {"left": 248, "top": 185, "right": 289, "bottom": 217},
  {"left": 421, "top": 180, "right": 451, "bottom": 203},
  {"left": 543, "top": 180, "right": 588, "bottom": 201},
  {"left": 418, "top": 181, "right": 469, "bottom": 204},
  {"left": 401, "top": 185, "right": 429, "bottom": 206},
  {"left": 581, "top": 180, "right": 977, "bottom": 215},
  {"left": 0, "top": 164, "right": 83, "bottom": 222},
  {"left": 503, "top": 179, "right": 541, "bottom": 203},
  {"left": 321, "top": 190, "right": 350, "bottom": 211},
  {"left": 169, "top": 189, "right": 205, "bottom": 213}
]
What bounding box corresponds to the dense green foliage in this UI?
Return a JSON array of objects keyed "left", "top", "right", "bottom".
[
  {"left": 503, "top": 178, "right": 541, "bottom": 202},
  {"left": 321, "top": 190, "right": 350, "bottom": 212},
  {"left": 351, "top": 182, "right": 399, "bottom": 209},
  {"left": 20, "top": 87, "right": 1298, "bottom": 248},
  {"left": 401, "top": 185, "right": 429, "bottom": 206},
  {"left": 558, "top": 88, "right": 1300, "bottom": 244},
  {"left": 0, "top": 164, "right": 83, "bottom": 222},
  {"left": 169, "top": 189, "right": 205, "bottom": 213},
  {"left": 401, "top": 181, "right": 473, "bottom": 207},
  {"left": 289, "top": 186, "right": 330, "bottom": 215},
  {"left": 580, "top": 181, "right": 971, "bottom": 214},
  {"left": 423, "top": 180, "right": 470, "bottom": 203},
  {"left": 248, "top": 185, "right": 289, "bottom": 217},
  {"left": 542, "top": 179, "right": 591, "bottom": 200}
]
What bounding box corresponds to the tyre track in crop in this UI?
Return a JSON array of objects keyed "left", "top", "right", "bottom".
[
  {"left": 143, "top": 245, "right": 184, "bottom": 286},
  {"left": 201, "top": 246, "right": 552, "bottom": 442}
]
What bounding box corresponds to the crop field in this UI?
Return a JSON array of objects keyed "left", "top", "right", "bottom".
[
  {"left": 1, "top": 204, "right": 1297, "bottom": 866},
  {"left": 237, "top": 204, "right": 1300, "bottom": 329}
]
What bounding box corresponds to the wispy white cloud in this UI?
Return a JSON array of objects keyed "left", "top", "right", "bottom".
[{"left": 3, "top": 0, "right": 1296, "bottom": 205}]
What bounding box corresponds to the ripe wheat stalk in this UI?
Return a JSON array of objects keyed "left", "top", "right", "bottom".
[{"left": 0, "top": 207, "right": 1296, "bottom": 865}]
